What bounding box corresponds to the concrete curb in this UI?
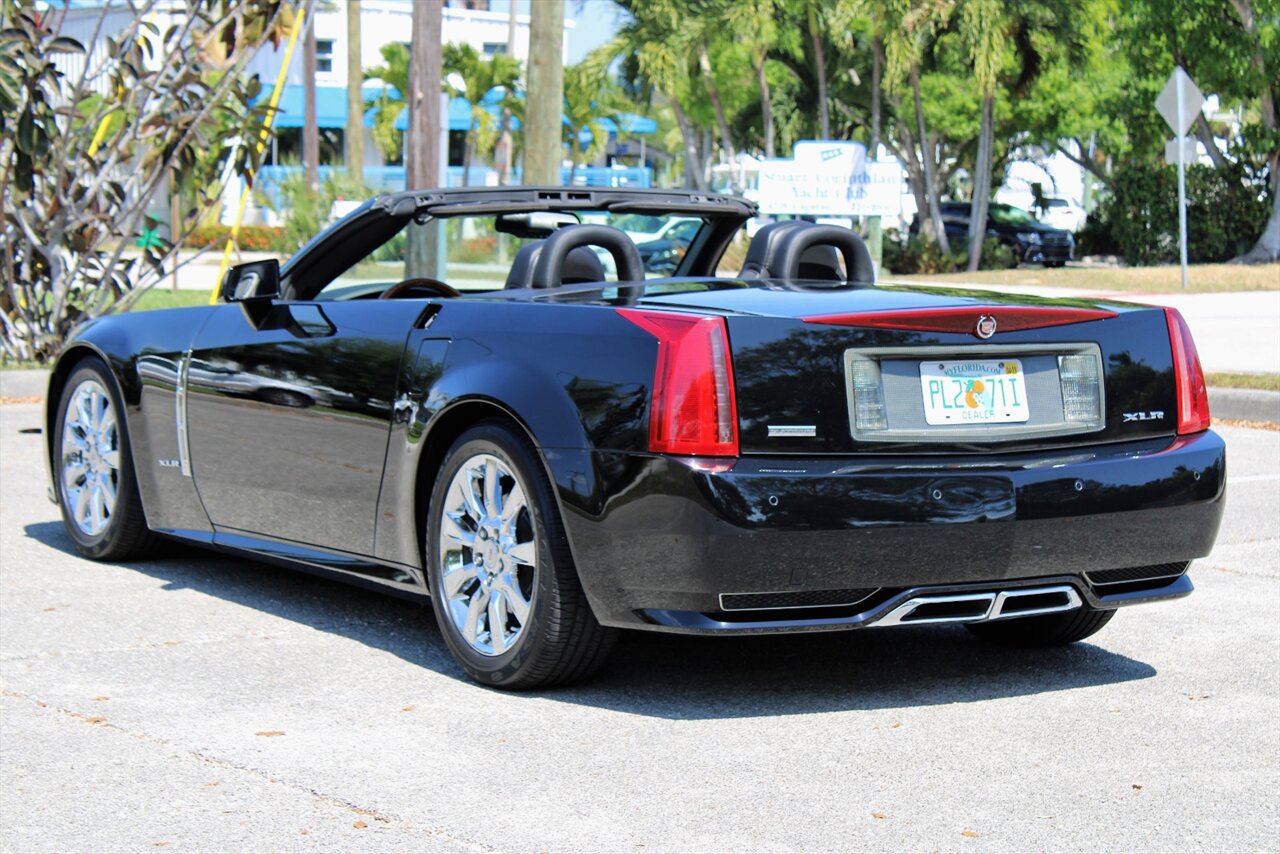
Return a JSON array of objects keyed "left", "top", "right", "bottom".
[
  {"left": 1208, "top": 387, "right": 1280, "bottom": 425},
  {"left": 5, "top": 366, "right": 1278, "bottom": 425}
]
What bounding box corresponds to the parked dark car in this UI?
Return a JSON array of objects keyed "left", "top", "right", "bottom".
[
  {"left": 914, "top": 202, "right": 1075, "bottom": 266},
  {"left": 45, "top": 187, "right": 1223, "bottom": 689},
  {"left": 636, "top": 217, "right": 703, "bottom": 275}
]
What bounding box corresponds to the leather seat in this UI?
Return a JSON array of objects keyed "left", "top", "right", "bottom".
[
  {"left": 504, "top": 243, "right": 606, "bottom": 289},
  {"left": 504, "top": 241, "right": 543, "bottom": 289},
  {"left": 560, "top": 246, "right": 605, "bottom": 284},
  {"left": 796, "top": 245, "right": 844, "bottom": 281}
]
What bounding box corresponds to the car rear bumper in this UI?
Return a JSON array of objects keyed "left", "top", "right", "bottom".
[{"left": 558, "top": 430, "right": 1225, "bottom": 634}]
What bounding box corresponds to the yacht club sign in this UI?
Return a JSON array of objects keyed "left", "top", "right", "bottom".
[{"left": 756, "top": 141, "right": 904, "bottom": 217}]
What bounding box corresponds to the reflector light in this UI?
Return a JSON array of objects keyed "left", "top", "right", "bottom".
[
  {"left": 801, "top": 305, "right": 1118, "bottom": 336},
  {"left": 1058, "top": 354, "right": 1102, "bottom": 423},
  {"left": 617, "top": 308, "right": 739, "bottom": 457},
  {"left": 1164, "top": 307, "right": 1211, "bottom": 434}
]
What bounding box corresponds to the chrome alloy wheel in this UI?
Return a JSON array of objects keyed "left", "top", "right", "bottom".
[
  {"left": 437, "top": 453, "right": 537, "bottom": 656},
  {"left": 60, "top": 378, "right": 120, "bottom": 537}
]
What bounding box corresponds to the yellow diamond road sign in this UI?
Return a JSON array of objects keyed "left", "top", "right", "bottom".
[{"left": 1156, "top": 67, "right": 1205, "bottom": 136}]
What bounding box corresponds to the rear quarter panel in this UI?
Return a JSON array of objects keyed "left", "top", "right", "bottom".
[{"left": 374, "top": 300, "right": 659, "bottom": 567}]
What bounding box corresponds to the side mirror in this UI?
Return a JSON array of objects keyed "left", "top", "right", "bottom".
[{"left": 220, "top": 259, "right": 281, "bottom": 303}]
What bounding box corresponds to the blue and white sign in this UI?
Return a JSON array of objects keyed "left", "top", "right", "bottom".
[{"left": 757, "top": 141, "right": 905, "bottom": 217}]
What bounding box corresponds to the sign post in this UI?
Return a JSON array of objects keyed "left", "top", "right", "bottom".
[{"left": 1155, "top": 67, "right": 1206, "bottom": 290}]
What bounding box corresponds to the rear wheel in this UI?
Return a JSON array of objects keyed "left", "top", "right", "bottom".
[
  {"left": 966, "top": 606, "right": 1114, "bottom": 647},
  {"left": 53, "top": 359, "right": 154, "bottom": 561},
  {"left": 426, "top": 420, "right": 616, "bottom": 689}
]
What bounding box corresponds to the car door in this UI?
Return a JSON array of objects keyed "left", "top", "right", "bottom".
[{"left": 183, "top": 298, "right": 420, "bottom": 555}]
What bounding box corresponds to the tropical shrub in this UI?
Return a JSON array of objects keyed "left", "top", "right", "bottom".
[
  {"left": 0, "top": 1, "right": 290, "bottom": 363},
  {"left": 184, "top": 225, "right": 293, "bottom": 253},
  {"left": 1094, "top": 163, "right": 1271, "bottom": 265}
]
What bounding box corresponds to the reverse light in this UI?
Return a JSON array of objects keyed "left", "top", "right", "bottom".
[
  {"left": 1165, "top": 307, "right": 1211, "bottom": 434},
  {"left": 1057, "top": 354, "right": 1102, "bottom": 423},
  {"left": 617, "top": 308, "right": 739, "bottom": 457},
  {"left": 849, "top": 357, "right": 888, "bottom": 431}
]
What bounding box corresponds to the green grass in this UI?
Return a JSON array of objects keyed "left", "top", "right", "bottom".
[
  {"left": 1205, "top": 371, "right": 1280, "bottom": 391},
  {"left": 892, "top": 262, "right": 1280, "bottom": 293},
  {"left": 127, "top": 289, "right": 214, "bottom": 311}
]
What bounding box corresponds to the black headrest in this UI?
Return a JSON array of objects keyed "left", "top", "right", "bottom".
[
  {"left": 531, "top": 224, "right": 643, "bottom": 288},
  {"left": 504, "top": 240, "right": 543, "bottom": 289},
  {"left": 738, "top": 221, "right": 808, "bottom": 279},
  {"left": 740, "top": 220, "right": 875, "bottom": 284},
  {"left": 561, "top": 247, "right": 605, "bottom": 284},
  {"left": 774, "top": 225, "right": 875, "bottom": 284}
]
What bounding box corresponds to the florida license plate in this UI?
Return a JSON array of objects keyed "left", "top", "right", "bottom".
[{"left": 920, "top": 359, "right": 1030, "bottom": 425}]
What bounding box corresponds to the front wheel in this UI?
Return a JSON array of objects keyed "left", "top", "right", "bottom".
[
  {"left": 53, "top": 359, "right": 155, "bottom": 561},
  {"left": 426, "top": 420, "right": 616, "bottom": 689},
  {"left": 966, "top": 606, "right": 1114, "bottom": 647}
]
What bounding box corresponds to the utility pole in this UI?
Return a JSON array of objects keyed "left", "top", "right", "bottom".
[
  {"left": 524, "top": 0, "right": 564, "bottom": 185},
  {"left": 345, "top": 0, "right": 364, "bottom": 180},
  {"left": 494, "top": 0, "right": 518, "bottom": 185},
  {"left": 406, "top": 0, "right": 443, "bottom": 278},
  {"left": 303, "top": 8, "right": 318, "bottom": 189}
]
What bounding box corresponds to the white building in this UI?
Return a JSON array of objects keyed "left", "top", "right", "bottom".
[{"left": 246, "top": 1, "right": 571, "bottom": 171}]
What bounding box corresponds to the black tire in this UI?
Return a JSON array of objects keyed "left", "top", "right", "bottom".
[
  {"left": 966, "top": 606, "right": 1115, "bottom": 648},
  {"left": 53, "top": 358, "right": 155, "bottom": 561},
  {"left": 426, "top": 420, "right": 616, "bottom": 689}
]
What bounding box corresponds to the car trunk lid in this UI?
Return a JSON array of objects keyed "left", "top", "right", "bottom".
[{"left": 635, "top": 283, "right": 1181, "bottom": 455}]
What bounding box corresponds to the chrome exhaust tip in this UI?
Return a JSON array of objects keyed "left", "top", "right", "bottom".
[{"left": 876, "top": 584, "right": 1081, "bottom": 627}]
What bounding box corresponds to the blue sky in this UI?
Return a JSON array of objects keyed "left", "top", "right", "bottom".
[{"left": 488, "top": 0, "right": 626, "bottom": 64}]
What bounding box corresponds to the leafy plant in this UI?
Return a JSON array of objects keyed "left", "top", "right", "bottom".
[
  {"left": 256, "top": 166, "right": 372, "bottom": 253},
  {"left": 881, "top": 231, "right": 1015, "bottom": 275},
  {"left": 883, "top": 235, "right": 962, "bottom": 275},
  {"left": 1094, "top": 162, "right": 1271, "bottom": 265},
  {"left": 0, "top": 0, "right": 291, "bottom": 363}
]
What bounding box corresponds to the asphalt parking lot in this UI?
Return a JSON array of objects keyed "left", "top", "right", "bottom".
[{"left": 1, "top": 401, "right": 1276, "bottom": 853}]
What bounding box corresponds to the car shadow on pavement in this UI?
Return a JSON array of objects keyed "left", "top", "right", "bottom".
[{"left": 25, "top": 521, "right": 1157, "bottom": 719}]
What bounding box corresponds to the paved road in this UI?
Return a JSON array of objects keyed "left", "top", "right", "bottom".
[{"left": 2, "top": 402, "right": 1276, "bottom": 852}]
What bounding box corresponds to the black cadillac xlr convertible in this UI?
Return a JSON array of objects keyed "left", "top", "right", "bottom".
[{"left": 44, "top": 187, "right": 1225, "bottom": 688}]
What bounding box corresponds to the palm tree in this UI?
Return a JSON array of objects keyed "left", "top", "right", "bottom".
[
  {"left": 563, "top": 62, "right": 624, "bottom": 183},
  {"left": 959, "top": 0, "right": 1004, "bottom": 271},
  {"left": 592, "top": 1, "right": 708, "bottom": 189},
  {"left": 443, "top": 43, "right": 521, "bottom": 186},
  {"left": 960, "top": 1, "right": 1090, "bottom": 269},
  {"left": 364, "top": 42, "right": 409, "bottom": 163},
  {"left": 345, "top": 0, "right": 363, "bottom": 177},
  {"left": 725, "top": 0, "right": 782, "bottom": 158},
  {"left": 884, "top": 0, "right": 953, "bottom": 253}
]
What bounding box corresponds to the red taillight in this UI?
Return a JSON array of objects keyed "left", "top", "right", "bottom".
[
  {"left": 617, "top": 308, "right": 739, "bottom": 457},
  {"left": 1165, "top": 307, "right": 1211, "bottom": 434},
  {"left": 800, "top": 305, "right": 1117, "bottom": 336}
]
